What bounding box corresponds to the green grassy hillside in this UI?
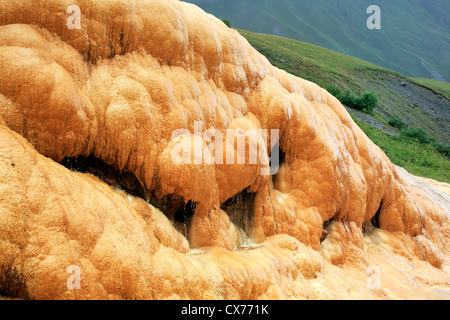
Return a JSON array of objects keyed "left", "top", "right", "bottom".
[
  {"left": 353, "top": 117, "right": 449, "bottom": 183},
  {"left": 410, "top": 78, "right": 450, "bottom": 100},
  {"left": 238, "top": 29, "right": 394, "bottom": 88},
  {"left": 187, "top": 0, "right": 450, "bottom": 81},
  {"left": 239, "top": 30, "right": 450, "bottom": 143},
  {"left": 235, "top": 29, "right": 450, "bottom": 183}
]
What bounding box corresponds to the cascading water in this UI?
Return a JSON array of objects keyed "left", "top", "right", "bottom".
[{"left": 221, "top": 187, "right": 257, "bottom": 248}]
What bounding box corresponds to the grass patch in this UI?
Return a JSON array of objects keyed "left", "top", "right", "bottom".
[
  {"left": 352, "top": 115, "right": 450, "bottom": 183},
  {"left": 238, "top": 29, "right": 397, "bottom": 89},
  {"left": 386, "top": 117, "right": 450, "bottom": 158},
  {"left": 410, "top": 78, "right": 450, "bottom": 100},
  {"left": 387, "top": 117, "right": 408, "bottom": 131}
]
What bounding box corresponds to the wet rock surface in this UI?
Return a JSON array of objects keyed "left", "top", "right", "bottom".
[{"left": 0, "top": 0, "right": 449, "bottom": 299}]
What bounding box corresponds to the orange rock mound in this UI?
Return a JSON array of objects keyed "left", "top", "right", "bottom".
[{"left": 0, "top": 0, "right": 449, "bottom": 299}]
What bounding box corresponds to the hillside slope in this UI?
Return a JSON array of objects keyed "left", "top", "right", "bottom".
[
  {"left": 186, "top": 0, "right": 450, "bottom": 81},
  {"left": 238, "top": 30, "right": 450, "bottom": 142},
  {"left": 238, "top": 29, "right": 450, "bottom": 182}
]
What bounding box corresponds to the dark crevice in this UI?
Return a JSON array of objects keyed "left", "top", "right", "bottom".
[
  {"left": 61, "top": 156, "right": 146, "bottom": 199},
  {"left": 84, "top": 41, "right": 93, "bottom": 64},
  {"left": 269, "top": 142, "right": 285, "bottom": 168},
  {"left": 371, "top": 200, "right": 383, "bottom": 229},
  {"left": 119, "top": 30, "right": 124, "bottom": 54},
  {"left": 174, "top": 201, "right": 197, "bottom": 224},
  {"left": 220, "top": 187, "right": 256, "bottom": 241},
  {"left": 271, "top": 144, "right": 286, "bottom": 184},
  {"left": 148, "top": 192, "right": 198, "bottom": 240},
  {"left": 321, "top": 219, "right": 333, "bottom": 242},
  {"left": 60, "top": 156, "right": 197, "bottom": 239},
  {"left": 279, "top": 145, "right": 286, "bottom": 168},
  {"left": 107, "top": 30, "right": 126, "bottom": 59},
  {"left": 363, "top": 200, "right": 384, "bottom": 234},
  {"left": 0, "top": 262, "right": 29, "bottom": 300},
  {"left": 149, "top": 193, "right": 197, "bottom": 223}
]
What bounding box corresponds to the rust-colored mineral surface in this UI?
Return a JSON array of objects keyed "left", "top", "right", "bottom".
[{"left": 0, "top": 0, "right": 449, "bottom": 300}]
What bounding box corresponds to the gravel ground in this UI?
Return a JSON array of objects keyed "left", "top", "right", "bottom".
[
  {"left": 344, "top": 106, "right": 400, "bottom": 136},
  {"left": 387, "top": 79, "right": 450, "bottom": 144}
]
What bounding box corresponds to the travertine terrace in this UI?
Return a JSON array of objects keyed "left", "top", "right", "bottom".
[{"left": 0, "top": 0, "right": 449, "bottom": 299}]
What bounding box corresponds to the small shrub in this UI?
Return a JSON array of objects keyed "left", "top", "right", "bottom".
[
  {"left": 341, "top": 90, "right": 357, "bottom": 108},
  {"left": 221, "top": 19, "right": 231, "bottom": 28},
  {"left": 356, "top": 91, "right": 378, "bottom": 114},
  {"left": 403, "top": 128, "right": 435, "bottom": 145},
  {"left": 324, "top": 85, "right": 378, "bottom": 114},
  {"left": 325, "top": 85, "right": 343, "bottom": 100},
  {"left": 433, "top": 143, "right": 450, "bottom": 157},
  {"left": 388, "top": 117, "right": 408, "bottom": 130}
]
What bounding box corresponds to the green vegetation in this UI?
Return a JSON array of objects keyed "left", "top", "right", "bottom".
[
  {"left": 238, "top": 29, "right": 394, "bottom": 89},
  {"left": 386, "top": 117, "right": 450, "bottom": 158},
  {"left": 352, "top": 115, "right": 449, "bottom": 183},
  {"left": 221, "top": 18, "right": 231, "bottom": 28},
  {"left": 235, "top": 29, "right": 450, "bottom": 183},
  {"left": 356, "top": 91, "right": 378, "bottom": 114},
  {"left": 434, "top": 144, "right": 450, "bottom": 158},
  {"left": 340, "top": 90, "right": 357, "bottom": 108},
  {"left": 325, "top": 85, "right": 377, "bottom": 114},
  {"left": 387, "top": 117, "right": 408, "bottom": 131},
  {"left": 238, "top": 29, "right": 449, "bottom": 143},
  {"left": 410, "top": 78, "right": 450, "bottom": 100},
  {"left": 403, "top": 128, "right": 435, "bottom": 145}
]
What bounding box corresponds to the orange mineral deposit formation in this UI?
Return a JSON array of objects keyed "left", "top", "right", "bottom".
[{"left": 0, "top": 0, "right": 449, "bottom": 300}]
